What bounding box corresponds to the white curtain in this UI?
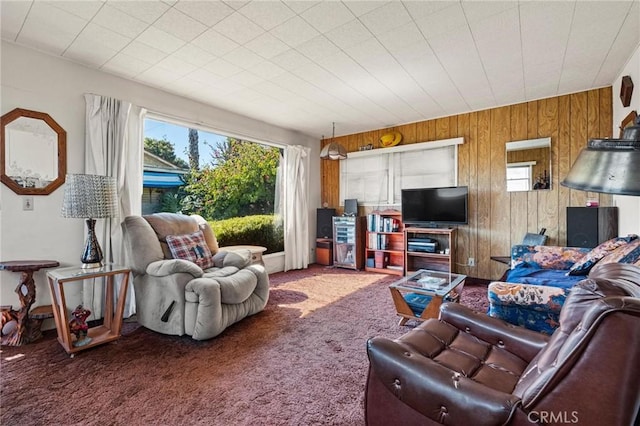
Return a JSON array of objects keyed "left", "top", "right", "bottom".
[
  {"left": 84, "top": 94, "right": 143, "bottom": 318},
  {"left": 279, "top": 145, "right": 310, "bottom": 271}
]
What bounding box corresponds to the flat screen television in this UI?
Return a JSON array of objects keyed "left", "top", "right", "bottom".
[{"left": 401, "top": 186, "right": 468, "bottom": 227}]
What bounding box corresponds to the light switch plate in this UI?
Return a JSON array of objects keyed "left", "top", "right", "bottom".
[{"left": 23, "top": 197, "right": 34, "bottom": 211}]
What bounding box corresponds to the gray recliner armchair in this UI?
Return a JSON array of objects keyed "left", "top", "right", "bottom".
[{"left": 122, "top": 213, "right": 269, "bottom": 340}]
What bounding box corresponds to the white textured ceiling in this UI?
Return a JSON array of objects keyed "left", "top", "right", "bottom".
[{"left": 2, "top": 1, "right": 639, "bottom": 138}]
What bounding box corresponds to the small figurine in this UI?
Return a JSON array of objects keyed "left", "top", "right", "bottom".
[{"left": 69, "top": 304, "right": 91, "bottom": 347}]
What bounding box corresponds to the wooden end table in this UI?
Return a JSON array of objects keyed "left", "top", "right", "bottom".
[
  {"left": 389, "top": 269, "right": 467, "bottom": 326},
  {"left": 46, "top": 264, "right": 130, "bottom": 356},
  {"left": 0, "top": 260, "right": 59, "bottom": 346},
  {"left": 222, "top": 245, "right": 267, "bottom": 266}
]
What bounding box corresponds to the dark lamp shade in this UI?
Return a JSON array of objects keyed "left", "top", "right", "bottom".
[
  {"left": 61, "top": 174, "right": 118, "bottom": 218},
  {"left": 561, "top": 116, "right": 640, "bottom": 196}
]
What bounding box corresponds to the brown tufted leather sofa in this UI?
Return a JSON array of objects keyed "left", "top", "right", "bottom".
[{"left": 365, "top": 263, "right": 640, "bottom": 426}]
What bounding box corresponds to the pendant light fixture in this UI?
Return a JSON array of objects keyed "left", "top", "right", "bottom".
[
  {"left": 320, "top": 122, "right": 347, "bottom": 160},
  {"left": 561, "top": 115, "right": 640, "bottom": 195}
]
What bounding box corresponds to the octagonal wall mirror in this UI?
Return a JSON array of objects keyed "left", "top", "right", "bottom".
[
  {"left": 1, "top": 108, "right": 66, "bottom": 195},
  {"left": 506, "top": 137, "right": 551, "bottom": 192}
]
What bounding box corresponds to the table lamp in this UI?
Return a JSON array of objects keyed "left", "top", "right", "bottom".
[{"left": 61, "top": 174, "right": 117, "bottom": 268}]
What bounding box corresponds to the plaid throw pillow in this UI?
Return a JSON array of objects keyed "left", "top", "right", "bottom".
[{"left": 166, "top": 230, "right": 214, "bottom": 269}]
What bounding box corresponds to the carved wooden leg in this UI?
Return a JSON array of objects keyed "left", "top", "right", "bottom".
[{"left": 1, "top": 271, "right": 37, "bottom": 346}]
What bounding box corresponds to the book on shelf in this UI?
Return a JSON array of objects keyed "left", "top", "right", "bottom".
[
  {"left": 367, "top": 233, "right": 390, "bottom": 250},
  {"left": 366, "top": 214, "right": 401, "bottom": 233}
]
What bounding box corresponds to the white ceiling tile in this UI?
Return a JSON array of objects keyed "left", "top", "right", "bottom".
[
  {"left": 245, "top": 32, "right": 290, "bottom": 59},
  {"left": 402, "top": 1, "right": 457, "bottom": 22},
  {"left": 291, "top": 62, "right": 336, "bottom": 86},
  {"left": 187, "top": 68, "right": 225, "bottom": 85},
  {"left": 300, "top": 1, "right": 354, "bottom": 33},
  {"left": 213, "top": 11, "right": 265, "bottom": 44},
  {"left": 412, "top": 3, "right": 467, "bottom": 39},
  {"left": 250, "top": 61, "right": 287, "bottom": 79},
  {"left": 17, "top": 2, "right": 88, "bottom": 55},
  {"left": 475, "top": 36, "right": 522, "bottom": 73},
  {"left": 238, "top": 1, "right": 295, "bottom": 30},
  {"left": 106, "top": 0, "right": 170, "bottom": 24},
  {"left": 468, "top": 7, "right": 519, "bottom": 42},
  {"left": 92, "top": 4, "right": 148, "bottom": 39},
  {"left": 359, "top": 2, "right": 412, "bottom": 36},
  {"left": 428, "top": 30, "right": 480, "bottom": 74},
  {"left": 343, "top": 1, "right": 389, "bottom": 17},
  {"left": 173, "top": 1, "right": 235, "bottom": 26},
  {"left": 325, "top": 19, "right": 372, "bottom": 50},
  {"left": 49, "top": 1, "right": 104, "bottom": 20},
  {"left": 203, "top": 58, "right": 243, "bottom": 78},
  {"left": 223, "top": 1, "right": 250, "bottom": 11},
  {"left": 316, "top": 51, "right": 363, "bottom": 81},
  {"left": 102, "top": 52, "right": 152, "bottom": 78},
  {"left": 520, "top": 1, "right": 574, "bottom": 42},
  {"left": 77, "top": 22, "right": 130, "bottom": 52},
  {"left": 377, "top": 23, "right": 424, "bottom": 52},
  {"left": 344, "top": 38, "right": 388, "bottom": 68},
  {"left": 153, "top": 8, "right": 208, "bottom": 42},
  {"left": 393, "top": 39, "right": 435, "bottom": 65},
  {"left": 156, "top": 55, "right": 198, "bottom": 77},
  {"left": 168, "top": 77, "right": 209, "bottom": 96},
  {"left": 64, "top": 40, "right": 116, "bottom": 68},
  {"left": 595, "top": 2, "right": 640, "bottom": 84},
  {"left": 172, "top": 44, "right": 217, "bottom": 68},
  {"left": 175, "top": 79, "right": 217, "bottom": 98},
  {"left": 0, "top": 1, "right": 31, "bottom": 41},
  {"left": 136, "top": 65, "right": 181, "bottom": 87},
  {"left": 137, "top": 26, "right": 186, "bottom": 54},
  {"left": 573, "top": 1, "right": 630, "bottom": 26},
  {"left": 223, "top": 46, "right": 264, "bottom": 69},
  {"left": 192, "top": 29, "right": 239, "bottom": 56},
  {"left": 254, "top": 80, "right": 295, "bottom": 102},
  {"left": 231, "top": 88, "right": 269, "bottom": 103},
  {"left": 558, "top": 67, "right": 597, "bottom": 94},
  {"left": 229, "top": 70, "right": 265, "bottom": 87},
  {"left": 295, "top": 35, "right": 341, "bottom": 62},
  {"left": 284, "top": 1, "right": 320, "bottom": 14},
  {"left": 270, "top": 16, "right": 319, "bottom": 47},
  {"left": 461, "top": 1, "right": 517, "bottom": 24},
  {"left": 121, "top": 40, "right": 167, "bottom": 65},
  {"left": 271, "top": 48, "right": 314, "bottom": 70}
]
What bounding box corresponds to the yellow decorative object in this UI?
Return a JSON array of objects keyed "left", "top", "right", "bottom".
[{"left": 380, "top": 131, "right": 402, "bottom": 147}]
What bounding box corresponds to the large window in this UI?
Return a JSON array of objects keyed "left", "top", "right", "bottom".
[
  {"left": 142, "top": 114, "right": 284, "bottom": 253},
  {"left": 339, "top": 138, "right": 463, "bottom": 207}
]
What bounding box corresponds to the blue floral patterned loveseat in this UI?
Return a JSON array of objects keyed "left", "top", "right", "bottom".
[{"left": 488, "top": 235, "right": 640, "bottom": 334}]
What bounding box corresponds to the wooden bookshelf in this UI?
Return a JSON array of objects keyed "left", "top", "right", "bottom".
[{"left": 365, "top": 210, "right": 404, "bottom": 276}]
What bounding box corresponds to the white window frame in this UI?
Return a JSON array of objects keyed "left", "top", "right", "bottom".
[
  {"left": 339, "top": 137, "right": 464, "bottom": 207},
  {"left": 506, "top": 161, "right": 536, "bottom": 192}
]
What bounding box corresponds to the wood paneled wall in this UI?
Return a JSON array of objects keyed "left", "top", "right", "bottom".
[{"left": 320, "top": 87, "right": 614, "bottom": 280}]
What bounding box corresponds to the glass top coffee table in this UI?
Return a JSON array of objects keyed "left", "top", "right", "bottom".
[{"left": 389, "top": 269, "right": 467, "bottom": 325}]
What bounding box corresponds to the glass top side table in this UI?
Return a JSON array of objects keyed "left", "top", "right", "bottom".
[
  {"left": 46, "top": 264, "right": 130, "bottom": 356},
  {"left": 389, "top": 269, "right": 467, "bottom": 326}
]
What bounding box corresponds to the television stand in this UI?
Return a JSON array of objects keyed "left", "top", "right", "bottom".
[{"left": 404, "top": 227, "right": 457, "bottom": 275}]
